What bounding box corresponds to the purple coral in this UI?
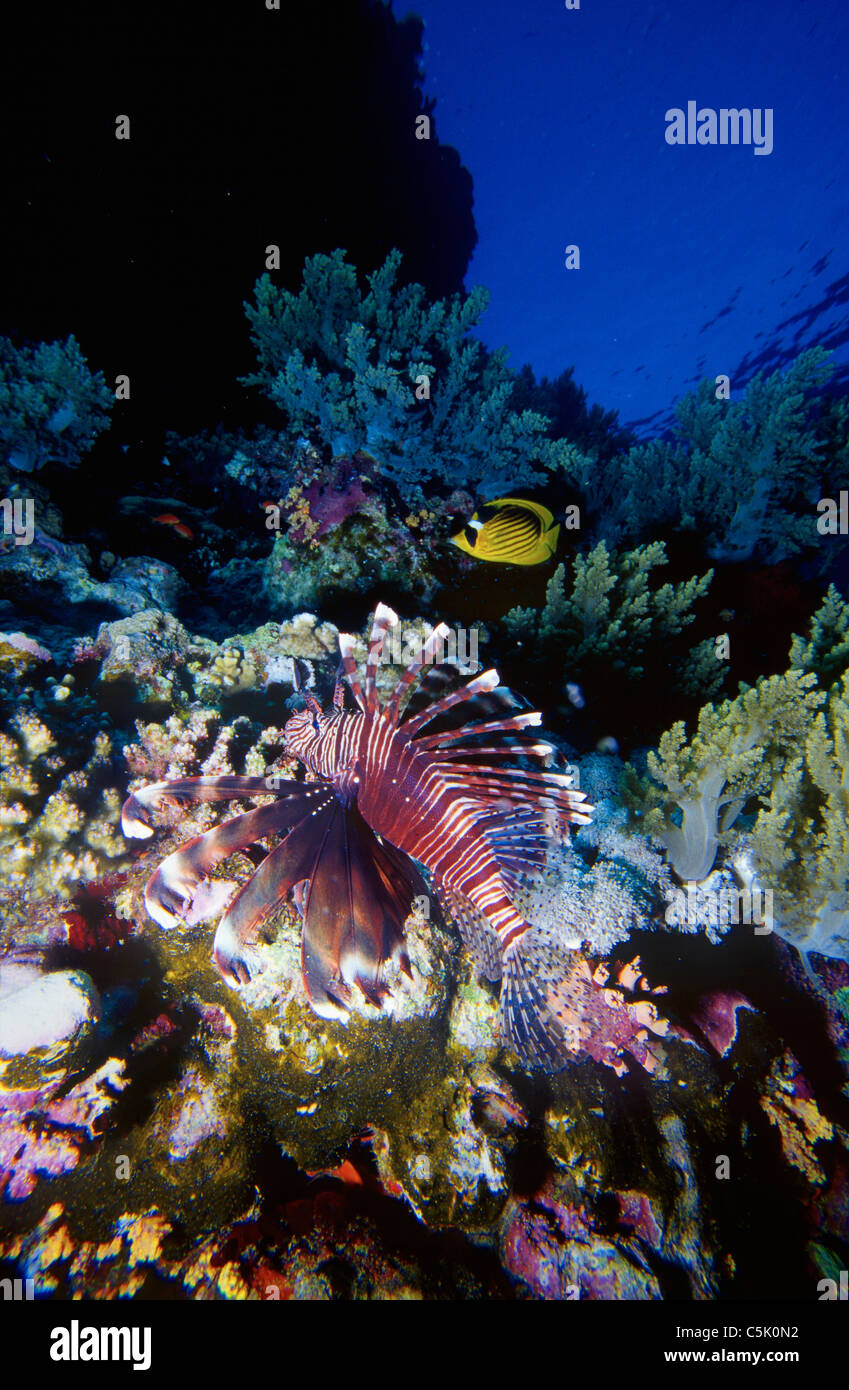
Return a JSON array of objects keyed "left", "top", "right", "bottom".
[{"left": 290, "top": 459, "right": 370, "bottom": 542}]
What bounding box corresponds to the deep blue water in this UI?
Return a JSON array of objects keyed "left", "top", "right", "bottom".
[{"left": 407, "top": 0, "right": 849, "bottom": 431}]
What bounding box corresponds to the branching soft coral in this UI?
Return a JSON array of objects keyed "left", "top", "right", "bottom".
[
  {"left": 572, "top": 349, "right": 838, "bottom": 565},
  {"left": 788, "top": 583, "right": 849, "bottom": 688},
  {"left": 242, "top": 249, "right": 586, "bottom": 503},
  {"left": 622, "top": 670, "right": 820, "bottom": 882},
  {"left": 749, "top": 673, "right": 849, "bottom": 962},
  {"left": 503, "top": 539, "right": 721, "bottom": 698},
  {"left": 622, "top": 586, "right": 849, "bottom": 960},
  {"left": 0, "top": 334, "right": 113, "bottom": 472}
]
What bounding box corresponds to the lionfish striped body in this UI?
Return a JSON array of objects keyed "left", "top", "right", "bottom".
[{"left": 122, "top": 603, "right": 600, "bottom": 1071}]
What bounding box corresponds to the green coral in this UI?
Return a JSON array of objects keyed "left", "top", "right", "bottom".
[
  {"left": 243, "top": 249, "right": 584, "bottom": 503},
  {"left": 622, "top": 670, "right": 821, "bottom": 882},
  {"left": 788, "top": 583, "right": 849, "bottom": 688},
  {"left": 503, "top": 539, "right": 721, "bottom": 696},
  {"left": 748, "top": 673, "right": 849, "bottom": 959},
  {"left": 571, "top": 349, "right": 838, "bottom": 564},
  {"left": 0, "top": 712, "right": 130, "bottom": 908},
  {"left": 622, "top": 586, "right": 849, "bottom": 958},
  {"left": 0, "top": 334, "right": 113, "bottom": 472}
]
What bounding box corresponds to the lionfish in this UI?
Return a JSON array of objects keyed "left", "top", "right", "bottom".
[{"left": 122, "top": 604, "right": 665, "bottom": 1072}]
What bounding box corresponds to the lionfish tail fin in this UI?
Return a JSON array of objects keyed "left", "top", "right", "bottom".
[
  {"left": 438, "top": 887, "right": 503, "bottom": 982},
  {"left": 498, "top": 930, "right": 580, "bottom": 1073},
  {"left": 499, "top": 930, "right": 670, "bottom": 1076}
]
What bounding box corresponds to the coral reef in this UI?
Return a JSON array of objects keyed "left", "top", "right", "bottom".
[
  {"left": 503, "top": 539, "right": 723, "bottom": 703},
  {"left": 76, "top": 610, "right": 341, "bottom": 710},
  {"left": 243, "top": 250, "right": 587, "bottom": 506},
  {"left": 565, "top": 348, "right": 844, "bottom": 566},
  {"left": 0, "top": 334, "right": 113, "bottom": 472},
  {"left": 0, "top": 532, "right": 181, "bottom": 618},
  {"left": 760, "top": 1050, "right": 835, "bottom": 1186}
]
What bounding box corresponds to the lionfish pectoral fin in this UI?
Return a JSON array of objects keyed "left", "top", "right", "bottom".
[
  {"left": 213, "top": 918, "right": 265, "bottom": 987},
  {"left": 121, "top": 776, "right": 287, "bottom": 838},
  {"left": 144, "top": 864, "right": 193, "bottom": 931},
  {"left": 183, "top": 878, "right": 238, "bottom": 926},
  {"left": 211, "top": 810, "right": 329, "bottom": 987},
  {"left": 144, "top": 853, "right": 236, "bottom": 932},
  {"left": 355, "top": 975, "right": 391, "bottom": 1008},
  {"left": 300, "top": 804, "right": 418, "bottom": 1020},
  {"left": 141, "top": 796, "right": 320, "bottom": 934}
]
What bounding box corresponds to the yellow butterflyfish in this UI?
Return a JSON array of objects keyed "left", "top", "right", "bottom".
[{"left": 450, "top": 497, "right": 560, "bottom": 565}]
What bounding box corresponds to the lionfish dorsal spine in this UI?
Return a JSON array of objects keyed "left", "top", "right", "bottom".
[
  {"left": 362, "top": 601, "right": 399, "bottom": 714},
  {"left": 384, "top": 620, "right": 452, "bottom": 723},
  {"left": 337, "top": 631, "right": 368, "bottom": 711},
  {"left": 400, "top": 668, "right": 502, "bottom": 738},
  {"left": 411, "top": 711, "right": 542, "bottom": 751}
]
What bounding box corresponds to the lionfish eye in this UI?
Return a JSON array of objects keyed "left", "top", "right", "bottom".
[{"left": 311, "top": 714, "right": 320, "bottom": 734}]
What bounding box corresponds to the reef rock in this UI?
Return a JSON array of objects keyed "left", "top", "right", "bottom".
[{"left": 0, "top": 967, "right": 100, "bottom": 1088}]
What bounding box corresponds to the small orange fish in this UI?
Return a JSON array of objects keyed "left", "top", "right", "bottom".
[
  {"left": 153, "top": 513, "right": 193, "bottom": 541},
  {"left": 311, "top": 1160, "right": 364, "bottom": 1187}
]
